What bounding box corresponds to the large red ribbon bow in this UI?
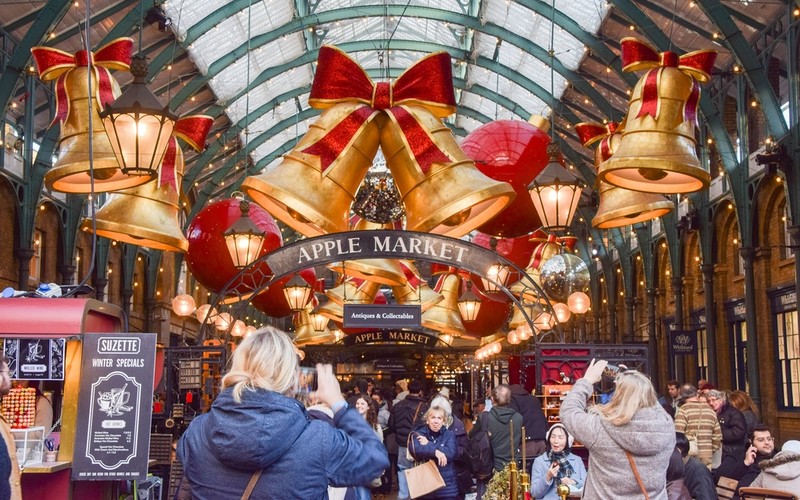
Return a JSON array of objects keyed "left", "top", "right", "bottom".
[
  {"left": 301, "top": 45, "right": 457, "bottom": 175},
  {"left": 159, "top": 115, "right": 214, "bottom": 191},
  {"left": 620, "top": 37, "right": 717, "bottom": 125},
  {"left": 575, "top": 122, "right": 620, "bottom": 163},
  {"left": 31, "top": 38, "right": 134, "bottom": 126}
]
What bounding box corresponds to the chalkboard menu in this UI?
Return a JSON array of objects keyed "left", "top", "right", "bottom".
[
  {"left": 72, "top": 333, "right": 156, "bottom": 481},
  {"left": 2, "top": 338, "right": 65, "bottom": 380}
]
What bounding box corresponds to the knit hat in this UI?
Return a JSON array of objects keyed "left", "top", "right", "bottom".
[
  {"left": 546, "top": 423, "right": 574, "bottom": 449},
  {"left": 782, "top": 440, "right": 800, "bottom": 454},
  {"left": 439, "top": 387, "right": 450, "bottom": 399},
  {"left": 395, "top": 379, "right": 408, "bottom": 392}
]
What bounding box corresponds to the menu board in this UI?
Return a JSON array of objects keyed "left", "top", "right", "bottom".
[
  {"left": 72, "top": 334, "right": 156, "bottom": 481},
  {"left": 2, "top": 338, "right": 65, "bottom": 380}
]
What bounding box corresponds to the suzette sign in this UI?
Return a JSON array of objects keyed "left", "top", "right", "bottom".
[{"left": 265, "top": 230, "right": 508, "bottom": 279}]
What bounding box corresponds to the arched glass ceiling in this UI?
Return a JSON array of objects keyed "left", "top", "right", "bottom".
[{"left": 163, "top": 0, "right": 611, "bottom": 175}]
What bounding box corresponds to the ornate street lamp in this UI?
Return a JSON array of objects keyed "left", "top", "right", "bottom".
[
  {"left": 457, "top": 281, "right": 482, "bottom": 322},
  {"left": 528, "top": 143, "right": 583, "bottom": 231}
]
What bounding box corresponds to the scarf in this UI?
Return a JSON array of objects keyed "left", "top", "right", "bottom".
[{"left": 547, "top": 450, "right": 575, "bottom": 482}]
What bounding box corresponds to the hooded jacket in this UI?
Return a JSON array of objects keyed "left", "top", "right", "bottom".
[
  {"left": 469, "top": 405, "right": 523, "bottom": 472},
  {"left": 560, "top": 378, "right": 676, "bottom": 499},
  {"left": 749, "top": 450, "right": 800, "bottom": 492},
  {"left": 178, "top": 388, "right": 389, "bottom": 499}
]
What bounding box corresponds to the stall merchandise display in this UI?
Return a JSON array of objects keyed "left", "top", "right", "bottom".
[
  {"left": 11, "top": 426, "right": 44, "bottom": 466},
  {"left": 1, "top": 387, "right": 37, "bottom": 428}
]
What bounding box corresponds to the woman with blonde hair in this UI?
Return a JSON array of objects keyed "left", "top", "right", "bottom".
[
  {"left": 560, "top": 359, "right": 675, "bottom": 499},
  {"left": 408, "top": 403, "right": 459, "bottom": 499},
  {"left": 178, "top": 327, "right": 388, "bottom": 499}
]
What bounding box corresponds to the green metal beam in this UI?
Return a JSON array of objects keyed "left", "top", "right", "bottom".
[{"left": 0, "top": 0, "right": 70, "bottom": 121}]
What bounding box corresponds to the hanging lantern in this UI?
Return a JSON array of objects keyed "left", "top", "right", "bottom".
[
  {"left": 481, "top": 238, "right": 511, "bottom": 294},
  {"left": 195, "top": 304, "right": 217, "bottom": 324},
  {"left": 231, "top": 320, "right": 246, "bottom": 338},
  {"left": 568, "top": 291, "right": 591, "bottom": 314},
  {"left": 527, "top": 142, "right": 583, "bottom": 231},
  {"left": 244, "top": 325, "right": 257, "bottom": 338},
  {"left": 553, "top": 302, "right": 572, "bottom": 323},
  {"left": 101, "top": 55, "right": 177, "bottom": 178},
  {"left": 457, "top": 281, "right": 482, "bottom": 322},
  {"left": 534, "top": 311, "right": 555, "bottom": 331},
  {"left": 310, "top": 306, "right": 330, "bottom": 333},
  {"left": 517, "top": 324, "right": 533, "bottom": 341},
  {"left": 214, "top": 312, "right": 233, "bottom": 331},
  {"left": 171, "top": 294, "right": 196, "bottom": 317},
  {"left": 507, "top": 329, "right": 521, "bottom": 345},
  {"left": 284, "top": 274, "right": 313, "bottom": 312},
  {"left": 223, "top": 197, "right": 267, "bottom": 269}
]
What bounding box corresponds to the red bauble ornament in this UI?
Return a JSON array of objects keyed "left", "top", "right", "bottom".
[
  {"left": 250, "top": 269, "right": 318, "bottom": 317},
  {"left": 472, "top": 232, "right": 539, "bottom": 269},
  {"left": 462, "top": 120, "right": 551, "bottom": 237},
  {"left": 463, "top": 283, "right": 513, "bottom": 338},
  {"left": 185, "top": 198, "right": 282, "bottom": 294}
]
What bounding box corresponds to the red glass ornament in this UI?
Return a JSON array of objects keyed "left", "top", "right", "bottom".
[
  {"left": 462, "top": 120, "right": 551, "bottom": 237},
  {"left": 185, "top": 198, "right": 282, "bottom": 294}
]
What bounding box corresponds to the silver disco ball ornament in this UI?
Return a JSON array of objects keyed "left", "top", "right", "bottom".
[{"left": 539, "top": 253, "right": 590, "bottom": 302}]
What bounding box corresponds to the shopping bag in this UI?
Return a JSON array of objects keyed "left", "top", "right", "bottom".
[{"left": 405, "top": 460, "right": 446, "bottom": 499}]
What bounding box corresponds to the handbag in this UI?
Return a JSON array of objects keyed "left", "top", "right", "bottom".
[
  {"left": 405, "top": 460, "right": 446, "bottom": 499},
  {"left": 687, "top": 417, "right": 701, "bottom": 457}
]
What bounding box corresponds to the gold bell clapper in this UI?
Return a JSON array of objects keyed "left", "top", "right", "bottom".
[
  {"left": 31, "top": 38, "right": 156, "bottom": 193},
  {"left": 421, "top": 273, "right": 467, "bottom": 337},
  {"left": 575, "top": 121, "right": 673, "bottom": 229},
  {"left": 598, "top": 38, "right": 717, "bottom": 194},
  {"left": 381, "top": 103, "right": 515, "bottom": 237},
  {"left": 81, "top": 115, "right": 214, "bottom": 252}
]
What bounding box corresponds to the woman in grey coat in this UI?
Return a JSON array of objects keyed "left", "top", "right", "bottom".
[{"left": 560, "top": 359, "right": 676, "bottom": 499}]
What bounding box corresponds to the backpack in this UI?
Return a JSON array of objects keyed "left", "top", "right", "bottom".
[{"left": 465, "top": 413, "right": 494, "bottom": 479}]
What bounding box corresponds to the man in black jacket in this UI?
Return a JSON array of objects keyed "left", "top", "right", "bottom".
[
  {"left": 388, "top": 380, "right": 428, "bottom": 500},
  {"left": 508, "top": 383, "right": 547, "bottom": 459},
  {"left": 714, "top": 423, "right": 776, "bottom": 500}
]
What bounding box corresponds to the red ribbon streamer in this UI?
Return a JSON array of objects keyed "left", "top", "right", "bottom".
[
  {"left": 159, "top": 115, "right": 215, "bottom": 191},
  {"left": 31, "top": 38, "right": 133, "bottom": 126},
  {"left": 301, "top": 46, "right": 457, "bottom": 175},
  {"left": 527, "top": 230, "right": 578, "bottom": 270},
  {"left": 576, "top": 122, "right": 620, "bottom": 163}
]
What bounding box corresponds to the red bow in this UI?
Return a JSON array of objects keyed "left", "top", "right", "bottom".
[
  {"left": 301, "top": 46, "right": 456, "bottom": 175},
  {"left": 575, "top": 122, "right": 619, "bottom": 163},
  {"left": 31, "top": 38, "right": 134, "bottom": 126},
  {"left": 620, "top": 38, "right": 716, "bottom": 125},
  {"left": 159, "top": 115, "right": 214, "bottom": 191},
  {"left": 527, "top": 229, "right": 578, "bottom": 270}
]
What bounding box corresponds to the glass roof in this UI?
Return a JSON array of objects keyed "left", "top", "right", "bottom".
[{"left": 163, "top": 0, "right": 610, "bottom": 176}]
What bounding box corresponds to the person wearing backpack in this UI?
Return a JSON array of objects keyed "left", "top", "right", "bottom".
[
  {"left": 468, "top": 384, "right": 523, "bottom": 500},
  {"left": 389, "top": 379, "right": 428, "bottom": 500}
]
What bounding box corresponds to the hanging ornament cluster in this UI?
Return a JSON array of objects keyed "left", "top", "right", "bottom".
[
  {"left": 352, "top": 173, "right": 405, "bottom": 223},
  {"left": 242, "top": 45, "right": 515, "bottom": 237}
]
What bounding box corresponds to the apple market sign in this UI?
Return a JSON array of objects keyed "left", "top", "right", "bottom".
[{"left": 266, "top": 230, "right": 511, "bottom": 280}]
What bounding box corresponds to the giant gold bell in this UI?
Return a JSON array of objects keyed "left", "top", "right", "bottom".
[
  {"left": 81, "top": 140, "right": 188, "bottom": 252},
  {"left": 421, "top": 273, "right": 466, "bottom": 337},
  {"left": 592, "top": 180, "right": 673, "bottom": 229},
  {"left": 381, "top": 105, "right": 515, "bottom": 237},
  {"left": 392, "top": 260, "right": 443, "bottom": 312},
  {"left": 242, "top": 102, "right": 383, "bottom": 236},
  {"left": 293, "top": 309, "right": 335, "bottom": 346},
  {"left": 598, "top": 67, "right": 709, "bottom": 194},
  {"left": 45, "top": 67, "right": 153, "bottom": 193},
  {"left": 328, "top": 219, "right": 408, "bottom": 286},
  {"left": 321, "top": 279, "right": 383, "bottom": 322}
]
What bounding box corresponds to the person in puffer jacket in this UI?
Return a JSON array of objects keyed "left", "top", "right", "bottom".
[
  {"left": 177, "top": 326, "right": 389, "bottom": 499},
  {"left": 408, "top": 403, "right": 459, "bottom": 499},
  {"left": 748, "top": 439, "right": 800, "bottom": 493}
]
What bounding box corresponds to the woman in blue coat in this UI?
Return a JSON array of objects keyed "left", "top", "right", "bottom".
[
  {"left": 530, "top": 423, "right": 587, "bottom": 500},
  {"left": 408, "top": 404, "right": 459, "bottom": 499},
  {"left": 177, "top": 327, "right": 388, "bottom": 499}
]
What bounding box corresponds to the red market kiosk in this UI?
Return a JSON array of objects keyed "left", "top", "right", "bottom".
[{"left": 0, "top": 298, "right": 125, "bottom": 499}]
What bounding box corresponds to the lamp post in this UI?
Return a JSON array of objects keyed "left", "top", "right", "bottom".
[
  {"left": 223, "top": 198, "right": 266, "bottom": 268},
  {"left": 100, "top": 55, "right": 176, "bottom": 177}
]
